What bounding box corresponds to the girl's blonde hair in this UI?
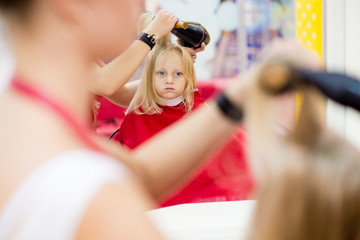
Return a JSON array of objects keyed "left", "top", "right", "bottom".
[
  {"left": 127, "top": 44, "right": 196, "bottom": 115},
  {"left": 246, "top": 63, "right": 360, "bottom": 240}
]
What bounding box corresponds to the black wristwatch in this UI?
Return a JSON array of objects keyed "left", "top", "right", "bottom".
[
  {"left": 216, "top": 92, "right": 244, "bottom": 123},
  {"left": 137, "top": 32, "right": 156, "bottom": 50}
]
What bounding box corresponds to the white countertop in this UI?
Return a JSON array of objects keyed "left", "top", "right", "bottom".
[{"left": 148, "top": 200, "right": 256, "bottom": 240}]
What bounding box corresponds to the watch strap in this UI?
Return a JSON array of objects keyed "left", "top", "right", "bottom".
[{"left": 137, "top": 32, "right": 156, "bottom": 50}]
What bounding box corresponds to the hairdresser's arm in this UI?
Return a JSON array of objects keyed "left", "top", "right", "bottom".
[
  {"left": 131, "top": 79, "right": 249, "bottom": 199},
  {"left": 104, "top": 80, "right": 140, "bottom": 107}
]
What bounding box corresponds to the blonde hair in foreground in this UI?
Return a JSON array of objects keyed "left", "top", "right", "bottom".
[
  {"left": 246, "top": 63, "right": 360, "bottom": 240},
  {"left": 127, "top": 45, "right": 196, "bottom": 115}
]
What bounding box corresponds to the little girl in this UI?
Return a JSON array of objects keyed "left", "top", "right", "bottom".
[
  {"left": 116, "top": 44, "right": 204, "bottom": 148},
  {"left": 115, "top": 44, "right": 252, "bottom": 207}
]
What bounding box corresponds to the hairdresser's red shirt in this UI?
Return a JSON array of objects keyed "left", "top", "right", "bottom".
[{"left": 115, "top": 91, "right": 253, "bottom": 207}]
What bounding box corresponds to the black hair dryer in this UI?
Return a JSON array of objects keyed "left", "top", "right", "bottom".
[{"left": 172, "top": 21, "right": 211, "bottom": 49}]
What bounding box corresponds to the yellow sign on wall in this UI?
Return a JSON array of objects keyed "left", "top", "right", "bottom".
[
  {"left": 295, "top": 0, "right": 323, "bottom": 117},
  {"left": 296, "top": 0, "right": 323, "bottom": 58}
]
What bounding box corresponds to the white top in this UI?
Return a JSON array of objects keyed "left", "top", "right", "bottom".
[{"left": 0, "top": 149, "right": 129, "bottom": 240}]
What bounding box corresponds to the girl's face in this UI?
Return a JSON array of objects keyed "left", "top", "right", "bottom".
[{"left": 154, "top": 51, "right": 187, "bottom": 100}]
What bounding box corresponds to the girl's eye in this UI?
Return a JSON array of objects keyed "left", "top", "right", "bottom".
[
  {"left": 157, "top": 71, "right": 166, "bottom": 76},
  {"left": 174, "top": 72, "right": 183, "bottom": 77}
]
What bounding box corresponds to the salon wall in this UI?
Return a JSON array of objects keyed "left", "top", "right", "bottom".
[{"left": 326, "top": 0, "right": 360, "bottom": 149}]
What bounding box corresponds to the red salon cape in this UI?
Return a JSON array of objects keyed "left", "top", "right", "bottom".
[{"left": 115, "top": 92, "right": 253, "bottom": 207}]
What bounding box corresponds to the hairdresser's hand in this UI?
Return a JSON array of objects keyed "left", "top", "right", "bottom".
[
  {"left": 144, "top": 10, "right": 178, "bottom": 42},
  {"left": 178, "top": 41, "right": 206, "bottom": 63}
]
